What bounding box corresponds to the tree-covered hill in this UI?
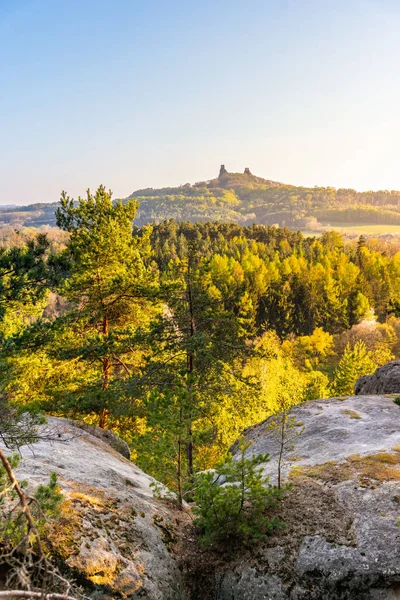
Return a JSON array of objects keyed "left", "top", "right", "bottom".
[
  {"left": 3, "top": 165, "right": 400, "bottom": 231},
  {"left": 130, "top": 165, "right": 400, "bottom": 229}
]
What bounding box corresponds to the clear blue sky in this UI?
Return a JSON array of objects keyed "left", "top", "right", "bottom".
[{"left": 1, "top": 0, "right": 400, "bottom": 205}]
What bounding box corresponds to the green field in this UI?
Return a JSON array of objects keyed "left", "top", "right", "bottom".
[{"left": 302, "top": 223, "right": 400, "bottom": 237}]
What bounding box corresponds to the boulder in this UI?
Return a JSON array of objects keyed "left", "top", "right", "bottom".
[
  {"left": 355, "top": 360, "right": 400, "bottom": 395},
  {"left": 5, "top": 417, "right": 186, "bottom": 600},
  {"left": 213, "top": 395, "right": 400, "bottom": 599}
]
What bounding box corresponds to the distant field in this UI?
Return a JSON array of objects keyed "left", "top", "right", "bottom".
[
  {"left": 301, "top": 230, "right": 322, "bottom": 238},
  {"left": 302, "top": 223, "right": 400, "bottom": 237}
]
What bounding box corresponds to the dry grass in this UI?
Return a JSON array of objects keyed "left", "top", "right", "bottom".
[
  {"left": 46, "top": 499, "right": 82, "bottom": 561},
  {"left": 291, "top": 450, "right": 400, "bottom": 487},
  {"left": 290, "top": 461, "right": 353, "bottom": 484},
  {"left": 68, "top": 491, "right": 105, "bottom": 507},
  {"left": 347, "top": 452, "right": 400, "bottom": 483},
  {"left": 341, "top": 409, "right": 362, "bottom": 419}
]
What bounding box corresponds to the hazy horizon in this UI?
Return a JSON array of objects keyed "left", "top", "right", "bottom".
[
  {"left": 4, "top": 163, "right": 400, "bottom": 209},
  {"left": 2, "top": 0, "right": 400, "bottom": 205}
]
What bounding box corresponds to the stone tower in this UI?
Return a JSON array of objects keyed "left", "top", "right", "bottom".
[
  {"left": 219, "top": 164, "right": 227, "bottom": 178},
  {"left": 244, "top": 167, "right": 252, "bottom": 175}
]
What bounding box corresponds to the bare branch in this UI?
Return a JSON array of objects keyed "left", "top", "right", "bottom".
[{"left": 0, "top": 592, "right": 77, "bottom": 599}]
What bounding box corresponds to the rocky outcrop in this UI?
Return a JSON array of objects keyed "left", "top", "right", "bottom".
[
  {"left": 355, "top": 360, "right": 400, "bottom": 395},
  {"left": 5, "top": 397, "right": 400, "bottom": 599},
  {"left": 214, "top": 395, "right": 400, "bottom": 599},
  {"left": 71, "top": 419, "right": 131, "bottom": 458},
  {"left": 7, "top": 417, "right": 186, "bottom": 600}
]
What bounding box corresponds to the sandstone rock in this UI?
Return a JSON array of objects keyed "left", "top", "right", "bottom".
[
  {"left": 4, "top": 398, "right": 400, "bottom": 599},
  {"left": 355, "top": 360, "right": 400, "bottom": 395},
  {"left": 5, "top": 417, "right": 186, "bottom": 600},
  {"left": 71, "top": 419, "right": 131, "bottom": 458},
  {"left": 216, "top": 396, "right": 400, "bottom": 599}
]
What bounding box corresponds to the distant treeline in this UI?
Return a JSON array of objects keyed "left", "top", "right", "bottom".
[{"left": 3, "top": 169, "right": 400, "bottom": 230}]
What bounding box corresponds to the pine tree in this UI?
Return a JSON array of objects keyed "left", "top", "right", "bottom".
[
  {"left": 47, "top": 185, "right": 158, "bottom": 426},
  {"left": 193, "top": 439, "right": 282, "bottom": 547},
  {"left": 0, "top": 234, "right": 50, "bottom": 322},
  {"left": 130, "top": 240, "right": 247, "bottom": 506}
]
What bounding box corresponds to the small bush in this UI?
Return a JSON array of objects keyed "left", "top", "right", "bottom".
[
  {"left": 1, "top": 456, "right": 63, "bottom": 547},
  {"left": 193, "top": 440, "right": 283, "bottom": 547},
  {"left": 393, "top": 397, "right": 400, "bottom": 407},
  {"left": 34, "top": 472, "right": 63, "bottom": 524}
]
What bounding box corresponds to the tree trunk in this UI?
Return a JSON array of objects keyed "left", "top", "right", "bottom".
[
  {"left": 277, "top": 413, "right": 286, "bottom": 490},
  {"left": 177, "top": 436, "right": 183, "bottom": 510},
  {"left": 99, "top": 316, "right": 110, "bottom": 429},
  {"left": 186, "top": 258, "right": 195, "bottom": 484}
]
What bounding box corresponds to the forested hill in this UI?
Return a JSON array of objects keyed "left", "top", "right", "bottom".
[
  {"left": 130, "top": 165, "right": 400, "bottom": 230},
  {"left": 2, "top": 165, "right": 400, "bottom": 231}
]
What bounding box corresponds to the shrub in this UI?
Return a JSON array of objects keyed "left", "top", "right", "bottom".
[
  {"left": 0, "top": 453, "right": 63, "bottom": 547},
  {"left": 193, "top": 440, "right": 283, "bottom": 547}
]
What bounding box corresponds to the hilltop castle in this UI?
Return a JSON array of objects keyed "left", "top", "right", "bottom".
[{"left": 219, "top": 165, "right": 252, "bottom": 177}]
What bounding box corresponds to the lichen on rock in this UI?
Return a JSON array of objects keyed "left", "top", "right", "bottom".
[
  {"left": 3, "top": 397, "right": 400, "bottom": 599},
  {"left": 213, "top": 395, "right": 400, "bottom": 599},
  {"left": 6, "top": 417, "right": 186, "bottom": 600}
]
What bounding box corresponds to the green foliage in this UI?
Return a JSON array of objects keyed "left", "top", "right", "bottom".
[
  {"left": 0, "top": 453, "right": 62, "bottom": 546},
  {"left": 4, "top": 168, "right": 400, "bottom": 232},
  {"left": 193, "top": 440, "right": 283, "bottom": 547},
  {"left": 33, "top": 472, "right": 63, "bottom": 523},
  {"left": 4, "top": 186, "right": 158, "bottom": 426},
  {"left": 129, "top": 239, "right": 248, "bottom": 505},
  {"left": 0, "top": 397, "right": 45, "bottom": 449},
  {"left": 3, "top": 192, "right": 400, "bottom": 503},
  {"left": 333, "top": 341, "right": 376, "bottom": 396},
  {"left": 0, "top": 234, "right": 51, "bottom": 327},
  {"left": 150, "top": 221, "right": 400, "bottom": 335},
  {"left": 393, "top": 397, "right": 400, "bottom": 407}
]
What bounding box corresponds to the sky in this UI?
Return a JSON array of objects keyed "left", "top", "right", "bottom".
[{"left": 1, "top": 0, "right": 400, "bottom": 205}]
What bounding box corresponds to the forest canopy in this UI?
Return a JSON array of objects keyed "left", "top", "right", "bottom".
[{"left": 1, "top": 185, "right": 400, "bottom": 506}]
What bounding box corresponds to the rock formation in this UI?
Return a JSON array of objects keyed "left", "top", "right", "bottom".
[
  {"left": 7, "top": 417, "right": 186, "bottom": 600},
  {"left": 355, "top": 360, "right": 400, "bottom": 395},
  {"left": 244, "top": 168, "right": 252, "bottom": 175},
  {"left": 217, "top": 395, "right": 400, "bottom": 599},
  {"left": 3, "top": 397, "right": 400, "bottom": 599}
]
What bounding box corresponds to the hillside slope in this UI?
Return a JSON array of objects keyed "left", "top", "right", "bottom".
[
  {"left": 3, "top": 166, "right": 400, "bottom": 232},
  {"left": 130, "top": 165, "right": 400, "bottom": 230}
]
